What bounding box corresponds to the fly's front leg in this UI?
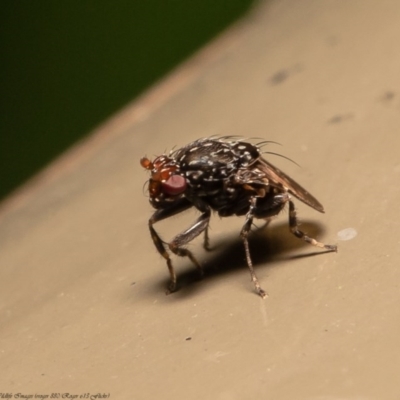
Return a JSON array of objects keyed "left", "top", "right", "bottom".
[
  {"left": 203, "top": 226, "right": 211, "bottom": 251},
  {"left": 148, "top": 199, "right": 193, "bottom": 294},
  {"left": 168, "top": 203, "right": 211, "bottom": 287},
  {"left": 289, "top": 200, "right": 337, "bottom": 252}
]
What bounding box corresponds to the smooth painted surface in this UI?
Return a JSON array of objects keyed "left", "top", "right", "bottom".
[{"left": 1, "top": 1, "right": 400, "bottom": 398}]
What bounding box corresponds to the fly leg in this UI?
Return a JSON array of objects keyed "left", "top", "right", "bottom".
[
  {"left": 148, "top": 198, "right": 193, "bottom": 294},
  {"left": 167, "top": 202, "right": 211, "bottom": 292},
  {"left": 203, "top": 226, "right": 212, "bottom": 251},
  {"left": 240, "top": 212, "right": 266, "bottom": 299},
  {"left": 149, "top": 198, "right": 211, "bottom": 294},
  {"left": 241, "top": 193, "right": 289, "bottom": 298},
  {"left": 288, "top": 200, "right": 337, "bottom": 251}
]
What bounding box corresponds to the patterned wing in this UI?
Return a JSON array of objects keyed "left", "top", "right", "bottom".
[{"left": 255, "top": 157, "right": 325, "bottom": 213}]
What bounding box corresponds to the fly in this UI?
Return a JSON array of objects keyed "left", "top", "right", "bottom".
[{"left": 140, "top": 137, "right": 337, "bottom": 298}]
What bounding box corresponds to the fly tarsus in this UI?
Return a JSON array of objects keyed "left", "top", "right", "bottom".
[{"left": 289, "top": 200, "right": 337, "bottom": 252}]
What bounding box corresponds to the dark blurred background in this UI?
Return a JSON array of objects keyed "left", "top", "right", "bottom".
[{"left": 0, "top": 0, "right": 254, "bottom": 201}]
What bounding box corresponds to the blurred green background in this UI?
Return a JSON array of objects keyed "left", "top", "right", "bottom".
[{"left": 0, "top": 0, "right": 254, "bottom": 201}]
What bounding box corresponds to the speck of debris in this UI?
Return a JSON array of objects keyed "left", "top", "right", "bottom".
[
  {"left": 185, "top": 337, "right": 192, "bottom": 341},
  {"left": 337, "top": 227, "right": 357, "bottom": 241},
  {"left": 131, "top": 282, "right": 136, "bottom": 286},
  {"left": 327, "top": 114, "right": 353, "bottom": 124},
  {"left": 381, "top": 91, "right": 395, "bottom": 102},
  {"left": 269, "top": 69, "right": 289, "bottom": 85}
]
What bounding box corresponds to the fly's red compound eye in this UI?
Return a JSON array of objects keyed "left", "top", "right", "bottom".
[{"left": 162, "top": 175, "right": 187, "bottom": 196}]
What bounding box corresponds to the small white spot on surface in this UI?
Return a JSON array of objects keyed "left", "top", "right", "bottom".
[
  {"left": 205, "top": 351, "right": 229, "bottom": 364},
  {"left": 337, "top": 227, "right": 357, "bottom": 241}
]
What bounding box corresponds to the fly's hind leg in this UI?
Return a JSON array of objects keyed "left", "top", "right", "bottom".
[{"left": 289, "top": 200, "right": 337, "bottom": 252}]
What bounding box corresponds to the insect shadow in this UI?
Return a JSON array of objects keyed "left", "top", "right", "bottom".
[{"left": 153, "top": 219, "right": 331, "bottom": 298}]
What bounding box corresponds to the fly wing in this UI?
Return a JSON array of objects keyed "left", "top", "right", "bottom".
[{"left": 255, "top": 157, "right": 325, "bottom": 213}]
